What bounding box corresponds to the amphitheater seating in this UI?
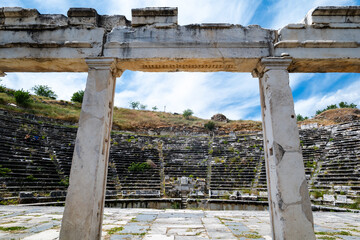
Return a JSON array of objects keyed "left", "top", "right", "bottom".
[{"left": 0, "top": 111, "right": 359, "bottom": 207}]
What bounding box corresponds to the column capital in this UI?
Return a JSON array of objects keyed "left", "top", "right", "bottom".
[
  {"left": 86, "top": 57, "right": 117, "bottom": 70},
  {"left": 252, "top": 57, "right": 292, "bottom": 78}
]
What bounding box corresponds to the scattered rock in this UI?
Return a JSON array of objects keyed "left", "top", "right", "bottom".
[{"left": 211, "top": 113, "right": 228, "bottom": 122}]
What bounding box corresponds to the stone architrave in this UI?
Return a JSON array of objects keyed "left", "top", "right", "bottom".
[
  {"left": 60, "top": 58, "right": 119, "bottom": 240},
  {"left": 254, "top": 57, "right": 315, "bottom": 240}
]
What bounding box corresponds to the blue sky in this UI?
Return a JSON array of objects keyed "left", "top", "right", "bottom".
[{"left": 1, "top": 0, "right": 360, "bottom": 120}]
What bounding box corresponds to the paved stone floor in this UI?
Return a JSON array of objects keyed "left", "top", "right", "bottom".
[{"left": 0, "top": 206, "right": 358, "bottom": 240}]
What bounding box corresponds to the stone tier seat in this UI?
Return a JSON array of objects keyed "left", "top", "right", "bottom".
[{"left": 109, "top": 142, "right": 161, "bottom": 193}]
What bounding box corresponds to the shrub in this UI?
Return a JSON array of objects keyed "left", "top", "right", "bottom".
[
  {"left": 0, "top": 165, "right": 11, "bottom": 176},
  {"left": 0, "top": 80, "right": 6, "bottom": 93},
  {"left": 311, "top": 190, "right": 324, "bottom": 199},
  {"left": 128, "top": 162, "right": 150, "bottom": 172},
  {"left": 5, "top": 89, "right": 15, "bottom": 96},
  {"left": 32, "top": 85, "right": 57, "bottom": 99},
  {"left": 182, "top": 109, "right": 193, "bottom": 119},
  {"left": 204, "top": 121, "right": 215, "bottom": 131},
  {"left": 14, "top": 89, "right": 32, "bottom": 107},
  {"left": 71, "top": 90, "right": 84, "bottom": 103},
  {"left": 60, "top": 177, "right": 69, "bottom": 186},
  {"left": 26, "top": 175, "right": 37, "bottom": 181}
]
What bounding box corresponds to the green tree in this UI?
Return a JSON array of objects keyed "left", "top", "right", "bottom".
[
  {"left": 129, "top": 101, "right": 140, "bottom": 109},
  {"left": 296, "top": 114, "right": 308, "bottom": 122},
  {"left": 32, "top": 85, "right": 57, "bottom": 99},
  {"left": 182, "top": 109, "right": 193, "bottom": 119},
  {"left": 140, "top": 104, "right": 147, "bottom": 110},
  {"left": 14, "top": 89, "right": 32, "bottom": 107},
  {"left": 339, "top": 101, "right": 357, "bottom": 108},
  {"left": 152, "top": 106, "right": 158, "bottom": 111},
  {"left": 71, "top": 90, "right": 84, "bottom": 103}
]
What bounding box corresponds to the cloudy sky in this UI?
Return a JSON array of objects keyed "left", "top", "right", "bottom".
[{"left": 1, "top": 0, "right": 360, "bottom": 120}]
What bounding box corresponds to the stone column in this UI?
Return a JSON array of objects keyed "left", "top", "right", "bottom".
[
  {"left": 253, "top": 57, "right": 315, "bottom": 240},
  {"left": 60, "top": 58, "right": 120, "bottom": 240}
]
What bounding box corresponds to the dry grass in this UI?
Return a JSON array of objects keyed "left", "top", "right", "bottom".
[
  {"left": 0, "top": 92, "right": 81, "bottom": 123},
  {"left": 3, "top": 90, "right": 357, "bottom": 133},
  {"left": 298, "top": 108, "right": 360, "bottom": 127},
  {"left": 112, "top": 108, "right": 208, "bottom": 131},
  {"left": 0, "top": 91, "right": 262, "bottom": 133}
]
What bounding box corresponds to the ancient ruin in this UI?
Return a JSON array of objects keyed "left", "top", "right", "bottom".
[{"left": 0, "top": 5, "right": 359, "bottom": 240}]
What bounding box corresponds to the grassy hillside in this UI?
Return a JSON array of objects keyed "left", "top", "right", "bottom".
[
  {"left": 0, "top": 90, "right": 262, "bottom": 133},
  {"left": 1, "top": 87, "right": 359, "bottom": 133}
]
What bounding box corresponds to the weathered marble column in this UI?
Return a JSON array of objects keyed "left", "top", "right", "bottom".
[
  {"left": 253, "top": 57, "right": 315, "bottom": 240},
  {"left": 60, "top": 58, "right": 120, "bottom": 240}
]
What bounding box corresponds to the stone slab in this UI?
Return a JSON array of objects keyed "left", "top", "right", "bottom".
[{"left": 0, "top": 203, "right": 359, "bottom": 240}]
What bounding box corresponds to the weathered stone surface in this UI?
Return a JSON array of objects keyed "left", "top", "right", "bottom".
[
  {"left": 105, "top": 24, "right": 274, "bottom": 72},
  {"left": 0, "top": 6, "right": 359, "bottom": 73},
  {"left": 99, "top": 15, "right": 131, "bottom": 31},
  {"left": 67, "top": 8, "right": 99, "bottom": 27},
  {"left": 256, "top": 57, "right": 315, "bottom": 240},
  {"left": 303, "top": 6, "right": 360, "bottom": 25},
  {"left": 0, "top": 206, "right": 359, "bottom": 240},
  {"left": 60, "top": 58, "right": 118, "bottom": 240},
  {"left": 132, "top": 7, "right": 178, "bottom": 27},
  {"left": 275, "top": 6, "right": 360, "bottom": 72}
]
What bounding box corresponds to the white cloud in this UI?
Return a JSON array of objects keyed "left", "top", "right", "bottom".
[
  {"left": 1, "top": 0, "right": 23, "bottom": 7},
  {"left": 107, "top": 0, "right": 263, "bottom": 120},
  {"left": 294, "top": 77, "right": 360, "bottom": 117},
  {"left": 114, "top": 71, "right": 259, "bottom": 120},
  {"left": 289, "top": 73, "right": 315, "bottom": 90},
  {"left": 2, "top": 73, "right": 87, "bottom": 101},
  {"left": 106, "top": 0, "right": 260, "bottom": 25},
  {"left": 31, "top": 0, "right": 71, "bottom": 13}
]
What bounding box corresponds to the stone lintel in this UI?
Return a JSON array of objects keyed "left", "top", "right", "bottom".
[
  {"left": 0, "top": 7, "right": 39, "bottom": 18},
  {"left": 132, "top": 7, "right": 178, "bottom": 17},
  {"left": 67, "top": 8, "right": 98, "bottom": 17},
  {"left": 304, "top": 6, "right": 360, "bottom": 25},
  {"left": 311, "top": 6, "right": 360, "bottom": 16},
  {"left": 132, "top": 7, "right": 178, "bottom": 27},
  {"left": 67, "top": 8, "right": 99, "bottom": 27}
]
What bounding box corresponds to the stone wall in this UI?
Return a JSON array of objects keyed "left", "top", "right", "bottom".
[{"left": 0, "top": 111, "right": 358, "bottom": 208}]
